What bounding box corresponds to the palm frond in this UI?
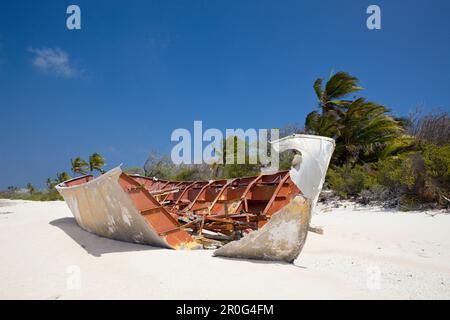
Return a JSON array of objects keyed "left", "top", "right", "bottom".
[{"left": 313, "top": 78, "right": 324, "bottom": 100}]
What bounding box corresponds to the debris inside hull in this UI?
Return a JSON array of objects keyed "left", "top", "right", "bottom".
[{"left": 56, "top": 135, "right": 335, "bottom": 262}]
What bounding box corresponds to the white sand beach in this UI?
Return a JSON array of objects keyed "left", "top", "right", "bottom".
[{"left": 0, "top": 199, "right": 449, "bottom": 300}]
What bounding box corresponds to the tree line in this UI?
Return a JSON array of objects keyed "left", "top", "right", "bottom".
[
  {"left": 2, "top": 153, "right": 106, "bottom": 201},
  {"left": 2, "top": 71, "right": 448, "bottom": 209},
  {"left": 138, "top": 72, "right": 449, "bottom": 209}
]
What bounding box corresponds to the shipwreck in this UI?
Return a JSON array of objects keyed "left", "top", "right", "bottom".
[{"left": 56, "top": 134, "right": 335, "bottom": 263}]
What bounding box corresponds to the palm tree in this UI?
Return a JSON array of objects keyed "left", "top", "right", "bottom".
[
  {"left": 7, "top": 186, "right": 18, "bottom": 194},
  {"left": 333, "top": 98, "right": 403, "bottom": 165},
  {"left": 71, "top": 157, "right": 89, "bottom": 176},
  {"left": 306, "top": 72, "right": 404, "bottom": 165},
  {"left": 312, "top": 72, "right": 363, "bottom": 122},
  {"left": 89, "top": 153, "right": 106, "bottom": 174},
  {"left": 26, "top": 183, "right": 35, "bottom": 195},
  {"left": 46, "top": 178, "right": 55, "bottom": 191},
  {"left": 56, "top": 172, "right": 71, "bottom": 183}
]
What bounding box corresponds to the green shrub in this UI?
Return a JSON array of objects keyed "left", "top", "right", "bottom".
[
  {"left": 422, "top": 144, "right": 450, "bottom": 181},
  {"left": 123, "top": 166, "right": 146, "bottom": 176},
  {"left": 325, "top": 142, "right": 449, "bottom": 208},
  {"left": 421, "top": 143, "right": 450, "bottom": 204},
  {"left": 0, "top": 191, "right": 63, "bottom": 201},
  {"left": 173, "top": 167, "right": 204, "bottom": 181},
  {"left": 373, "top": 143, "right": 449, "bottom": 206},
  {"left": 326, "top": 164, "right": 379, "bottom": 198},
  {"left": 375, "top": 154, "right": 416, "bottom": 190}
]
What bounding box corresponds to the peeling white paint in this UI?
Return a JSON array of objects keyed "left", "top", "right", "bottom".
[
  {"left": 122, "top": 210, "right": 132, "bottom": 227},
  {"left": 56, "top": 166, "right": 172, "bottom": 249},
  {"left": 107, "top": 214, "right": 117, "bottom": 234},
  {"left": 267, "top": 220, "right": 299, "bottom": 248},
  {"left": 271, "top": 134, "right": 335, "bottom": 207},
  {"left": 132, "top": 232, "right": 144, "bottom": 243}
]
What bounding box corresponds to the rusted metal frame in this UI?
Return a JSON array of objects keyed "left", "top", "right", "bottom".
[
  {"left": 200, "top": 213, "right": 259, "bottom": 236},
  {"left": 187, "top": 180, "right": 227, "bottom": 214},
  {"left": 204, "top": 216, "right": 250, "bottom": 225},
  {"left": 208, "top": 178, "right": 237, "bottom": 214},
  {"left": 150, "top": 179, "right": 171, "bottom": 192},
  {"left": 119, "top": 173, "right": 192, "bottom": 241},
  {"left": 192, "top": 175, "right": 264, "bottom": 233},
  {"left": 161, "top": 181, "right": 189, "bottom": 205},
  {"left": 159, "top": 180, "right": 173, "bottom": 190},
  {"left": 183, "top": 180, "right": 215, "bottom": 213},
  {"left": 149, "top": 179, "right": 171, "bottom": 192},
  {"left": 62, "top": 175, "right": 94, "bottom": 187},
  {"left": 192, "top": 206, "right": 209, "bottom": 214},
  {"left": 130, "top": 175, "right": 165, "bottom": 192},
  {"left": 208, "top": 177, "right": 252, "bottom": 216},
  {"left": 141, "top": 206, "right": 166, "bottom": 215},
  {"left": 170, "top": 181, "right": 197, "bottom": 206},
  {"left": 262, "top": 171, "right": 290, "bottom": 216},
  {"left": 158, "top": 182, "right": 184, "bottom": 202},
  {"left": 208, "top": 212, "right": 258, "bottom": 219},
  {"left": 120, "top": 175, "right": 178, "bottom": 224},
  {"left": 123, "top": 171, "right": 294, "bottom": 235},
  {"left": 198, "top": 216, "right": 205, "bottom": 235},
  {"left": 128, "top": 175, "right": 149, "bottom": 188},
  {"left": 237, "top": 174, "right": 264, "bottom": 213},
  {"left": 124, "top": 180, "right": 179, "bottom": 198},
  {"left": 149, "top": 187, "right": 180, "bottom": 197},
  {"left": 159, "top": 218, "right": 201, "bottom": 236}
]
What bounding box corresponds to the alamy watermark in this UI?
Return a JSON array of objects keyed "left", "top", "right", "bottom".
[
  {"left": 170, "top": 121, "right": 280, "bottom": 171},
  {"left": 65, "top": 4, "right": 380, "bottom": 31},
  {"left": 66, "top": 5, "right": 81, "bottom": 30},
  {"left": 366, "top": 5, "right": 381, "bottom": 30}
]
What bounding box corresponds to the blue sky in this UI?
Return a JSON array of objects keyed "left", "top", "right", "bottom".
[{"left": 0, "top": 0, "right": 449, "bottom": 189}]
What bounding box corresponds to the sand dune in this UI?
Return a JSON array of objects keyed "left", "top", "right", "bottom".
[{"left": 0, "top": 199, "right": 449, "bottom": 299}]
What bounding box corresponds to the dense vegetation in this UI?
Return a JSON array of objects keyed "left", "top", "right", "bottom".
[
  {"left": 309, "top": 72, "right": 449, "bottom": 209},
  {"left": 1, "top": 72, "right": 449, "bottom": 209},
  {"left": 326, "top": 124, "right": 450, "bottom": 209},
  {"left": 137, "top": 72, "right": 449, "bottom": 210}
]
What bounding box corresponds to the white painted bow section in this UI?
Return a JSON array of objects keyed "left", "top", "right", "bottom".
[{"left": 271, "top": 134, "right": 335, "bottom": 205}]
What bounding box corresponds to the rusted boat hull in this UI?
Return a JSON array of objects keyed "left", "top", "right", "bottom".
[
  {"left": 56, "top": 135, "right": 335, "bottom": 262},
  {"left": 56, "top": 167, "right": 199, "bottom": 249}
]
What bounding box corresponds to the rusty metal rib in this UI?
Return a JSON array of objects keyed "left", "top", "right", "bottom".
[
  {"left": 235, "top": 175, "right": 263, "bottom": 213},
  {"left": 183, "top": 180, "right": 215, "bottom": 213},
  {"left": 118, "top": 173, "right": 198, "bottom": 249},
  {"left": 208, "top": 178, "right": 237, "bottom": 214},
  {"left": 262, "top": 171, "right": 290, "bottom": 216}
]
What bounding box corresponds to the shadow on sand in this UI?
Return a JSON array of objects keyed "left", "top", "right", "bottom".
[
  {"left": 50, "top": 217, "right": 162, "bottom": 257},
  {"left": 50, "top": 217, "right": 308, "bottom": 267}
]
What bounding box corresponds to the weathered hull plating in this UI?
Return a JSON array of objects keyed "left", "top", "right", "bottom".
[
  {"left": 56, "top": 135, "right": 335, "bottom": 262},
  {"left": 56, "top": 168, "right": 199, "bottom": 249}
]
